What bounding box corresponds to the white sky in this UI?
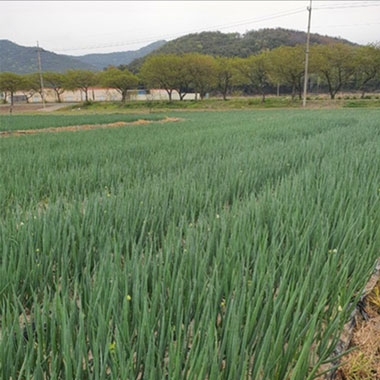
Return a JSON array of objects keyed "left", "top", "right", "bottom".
[{"left": 1, "top": 1, "right": 379, "bottom": 56}]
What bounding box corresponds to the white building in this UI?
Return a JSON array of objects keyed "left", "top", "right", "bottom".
[{"left": 3, "top": 88, "right": 199, "bottom": 103}]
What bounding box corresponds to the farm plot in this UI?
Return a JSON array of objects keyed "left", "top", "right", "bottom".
[{"left": 0, "top": 109, "right": 379, "bottom": 379}]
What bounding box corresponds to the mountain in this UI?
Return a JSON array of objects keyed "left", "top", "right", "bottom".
[
  {"left": 0, "top": 40, "right": 97, "bottom": 74},
  {"left": 127, "top": 27, "right": 357, "bottom": 72},
  {"left": 0, "top": 39, "right": 166, "bottom": 74},
  {"left": 1, "top": 29, "right": 357, "bottom": 74},
  {"left": 73, "top": 40, "right": 166, "bottom": 70}
]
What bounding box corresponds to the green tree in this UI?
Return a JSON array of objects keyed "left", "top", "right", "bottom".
[
  {"left": 353, "top": 45, "right": 380, "bottom": 98},
  {"left": 98, "top": 67, "right": 139, "bottom": 102},
  {"left": 310, "top": 43, "right": 356, "bottom": 99},
  {"left": 43, "top": 72, "right": 66, "bottom": 103},
  {"left": 139, "top": 54, "right": 183, "bottom": 102},
  {"left": 182, "top": 53, "right": 217, "bottom": 100},
  {"left": 267, "top": 45, "right": 305, "bottom": 100},
  {"left": 235, "top": 53, "right": 270, "bottom": 103},
  {"left": 214, "top": 57, "right": 239, "bottom": 100},
  {"left": 64, "top": 69, "right": 97, "bottom": 102},
  {"left": 0, "top": 72, "right": 24, "bottom": 106},
  {"left": 19, "top": 73, "right": 41, "bottom": 103}
]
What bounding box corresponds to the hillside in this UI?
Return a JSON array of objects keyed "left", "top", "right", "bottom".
[
  {"left": 73, "top": 40, "right": 166, "bottom": 70},
  {"left": 0, "top": 40, "right": 97, "bottom": 74},
  {"left": 127, "top": 27, "right": 356, "bottom": 72},
  {"left": 0, "top": 40, "right": 166, "bottom": 74},
  {"left": 154, "top": 28, "right": 355, "bottom": 56}
]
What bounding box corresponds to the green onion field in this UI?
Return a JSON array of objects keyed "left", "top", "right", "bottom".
[{"left": 0, "top": 109, "right": 379, "bottom": 379}]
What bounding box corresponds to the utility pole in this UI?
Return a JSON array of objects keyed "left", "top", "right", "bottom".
[
  {"left": 37, "top": 41, "right": 46, "bottom": 109},
  {"left": 302, "top": 0, "right": 312, "bottom": 107}
]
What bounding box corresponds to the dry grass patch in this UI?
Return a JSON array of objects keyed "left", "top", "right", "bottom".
[{"left": 335, "top": 281, "right": 380, "bottom": 380}]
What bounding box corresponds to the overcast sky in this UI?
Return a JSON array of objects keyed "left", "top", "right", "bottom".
[{"left": 1, "top": 1, "right": 379, "bottom": 55}]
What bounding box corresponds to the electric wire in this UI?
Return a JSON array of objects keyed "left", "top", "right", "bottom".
[
  {"left": 51, "top": 7, "right": 307, "bottom": 53},
  {"left": 49, "top": 2, "right": 380, "bottom": 54}
]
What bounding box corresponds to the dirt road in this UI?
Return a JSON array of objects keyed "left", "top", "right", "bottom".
[{"left": 0, "top": 103, "right": 74, "bottom": 114}]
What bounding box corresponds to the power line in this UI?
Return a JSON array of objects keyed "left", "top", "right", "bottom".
[
  {"left": 313, "top": 21, "right": 380, "bottom": 29},
  {"left": 314, "top": 2, "right": 380, "bottom": 10},
  {"left": 211, "top": 8, "right": 306, "bottom": 29},
  {"left": 52, "top": 7, "right": 306, "bottom": 53},
  {"left": 50, "top": 1, "right": 380, "bottom": 54}
]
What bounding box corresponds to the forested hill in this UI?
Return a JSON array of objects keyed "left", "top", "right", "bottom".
[
  {"left": 154, "top": 28, "right": 355, "bottom": 56},
  {"left": 0, "top": 40, "right": 97, "bottom": 74},
  {"left": 128, "top": 28, "right": 356, "bottom": 71}
]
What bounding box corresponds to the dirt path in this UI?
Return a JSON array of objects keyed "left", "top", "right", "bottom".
[
  {"left": 38, "top": 103, "right": 75, "bottom": 112},
  {"left": 0, "top": 103, "right": 76, "bottom": 114},
  {"left": 0, "top": 117, "right": 182, "bottom": 137}
]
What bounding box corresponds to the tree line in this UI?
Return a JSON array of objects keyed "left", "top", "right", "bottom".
[{"left": 1, "top": 43, "right": 379, "bottom": 105}]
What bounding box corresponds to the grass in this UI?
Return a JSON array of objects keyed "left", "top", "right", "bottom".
[
  {"left": 0, "top": 109, "right": 379, "bottom": 379},
  {"left": 65, "top": 96, "right": 302, "bottom": 111},
  {"left": 0, "top": 113, "right": 165, "bottom": 132},
  {"left": 343, "top": 99, "right": 380, "bottom": 108},
  {"left": 38, "top": 95, "right": 380, "bottom": 113}
]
